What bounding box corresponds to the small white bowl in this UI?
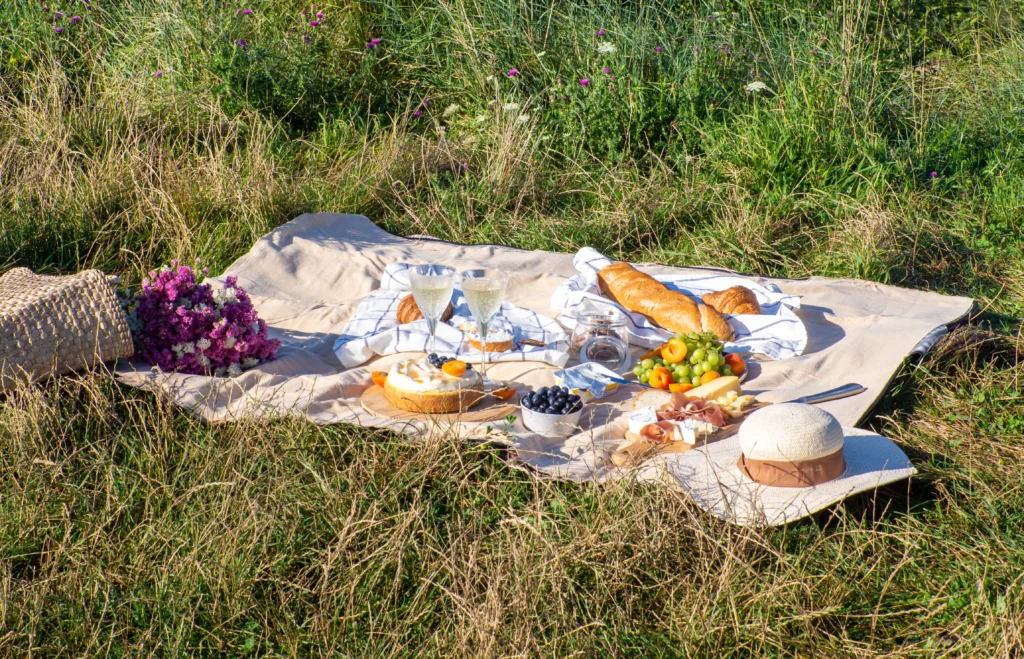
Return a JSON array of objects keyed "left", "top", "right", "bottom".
[{"left": 520, "top": 399, "right": 584, "bottom": 439}]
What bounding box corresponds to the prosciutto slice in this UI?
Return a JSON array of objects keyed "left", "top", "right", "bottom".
[{"left": 657, "top": 397, "right": 730, "bottom": 428}]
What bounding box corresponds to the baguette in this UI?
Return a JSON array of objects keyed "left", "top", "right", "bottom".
[{"left": 597, "top": 262, "right": 735, "bottom": 340}]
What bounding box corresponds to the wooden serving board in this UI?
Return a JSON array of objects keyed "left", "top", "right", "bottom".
[
  {"left": 360, "top": 385, "right": 517, "bottom": 423},
  {"left": 609, "top": 401, "right": 770, "bottom": 467}
]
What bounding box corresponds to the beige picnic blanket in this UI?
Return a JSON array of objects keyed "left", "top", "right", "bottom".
[{"left": 117, "top": 213, "right": 973, "bottom": 482}]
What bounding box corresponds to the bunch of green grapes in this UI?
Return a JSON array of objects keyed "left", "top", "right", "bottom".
[{"left": 631, "top": 331, "right": 735, "bottom": 387}]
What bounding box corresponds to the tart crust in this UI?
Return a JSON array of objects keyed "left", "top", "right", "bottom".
[{"left": 383, "top": 378, "right": 486, "bottom": 414}]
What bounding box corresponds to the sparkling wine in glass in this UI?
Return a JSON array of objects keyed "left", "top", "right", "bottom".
[
  {"left": 460, "top": 269, "right": 508, "bottom": 378},
  {"left": 410, "top": 264, "right": 456, "bottom": 355}
]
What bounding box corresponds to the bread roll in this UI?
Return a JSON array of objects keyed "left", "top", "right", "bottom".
[
  {"left": 702, "top": 286, "right": 761, "bottom": 315},
  {"left": 597, "top": 262, "right": 734, "bottom": 340},
  {"left": 396, "top": 294, "right": 453, "bottom": 324}
]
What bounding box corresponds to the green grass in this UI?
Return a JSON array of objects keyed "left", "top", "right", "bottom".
[{"left": 2, "top": 0, "right": 1024, "bottom": 655}]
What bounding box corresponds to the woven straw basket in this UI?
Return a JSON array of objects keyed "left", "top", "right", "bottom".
[{"left": 0, "top": 268, "right": 134, "bottom": 391}]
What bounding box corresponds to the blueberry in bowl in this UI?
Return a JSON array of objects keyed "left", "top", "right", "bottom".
[{"left": 520, "top": 386, "right": 584, "bottom": 438}]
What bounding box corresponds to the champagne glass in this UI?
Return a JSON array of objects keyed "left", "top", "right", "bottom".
[
  {"left": 460, "top": 269, "right": 508, "bottom": 378},
  {"left": 410, "top": 264, "right": 456, "bottom": 355}
]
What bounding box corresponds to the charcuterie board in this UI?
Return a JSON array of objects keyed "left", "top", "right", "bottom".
[{"left": 360, "top": 385, "right": 517, "bottom": 422}]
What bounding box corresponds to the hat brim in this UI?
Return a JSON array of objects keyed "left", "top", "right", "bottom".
[{"left": 664, "top": 428, "right": 917, "bottom": 527}]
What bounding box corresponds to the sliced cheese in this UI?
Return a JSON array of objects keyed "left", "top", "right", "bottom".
[{"left": 678, "top": 375, "right": 741, "bottom": 402}]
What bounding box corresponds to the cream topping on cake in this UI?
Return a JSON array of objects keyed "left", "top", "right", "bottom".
[
  {"left": 386, "top": 357, "right": 482, "bottom": 393},
  {"left": 458, "top": 321, "right": 514, "bottom": 344}
]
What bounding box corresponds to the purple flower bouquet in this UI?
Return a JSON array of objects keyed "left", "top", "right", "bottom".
[{"left": 125, "top": 262, "right": 280, "bottom": 376}]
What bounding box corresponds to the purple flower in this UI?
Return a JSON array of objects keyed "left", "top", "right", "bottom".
[
  {"left": 579, "top": 78, "right": 589, "bottom": 86},
  {"left": 655, "top": 45, "right": 662, "bottom": 52},
  {"left": 305, "top": 34, "right": 312, "bottom": 43},
  {"left": 309, "top": 20, "right": 320, "bottom": 26},
  {"left": 422, "top": 99, "right": 430, "bottom": 106},
  {"left": 602, "top": 67, "right": 611, "bottom": 74},
  {"left": 461, "top": 162, "right": 469, "bottom": 170},
  {"left": 153, "top": 70, "right": 163, "bottom": 77},
  {"left": 127, "top": 264, "right": 280, "bottom": 376},
  {"left": 930, "top": 171, "right": 938, "bottom": 178},
  {"left": 316, "top": 11, "right": 323, "bottom": 18},
  {"left": 508, "top": 68, "right": 519, "bottom": 76},
  {"left": 694, "top": 47, "right": 700, "bottom": 53},
  {"left": 413, "top": 109, "right": 423, "bottom": 117},
  {"left": 370, "top": 38, "right": 382, "bottom": 45},
  {"left": 70, "top": 15, "right": 82, "bottom": 22},
  {"left": 54, "top": 26, "right": 64, "bottom": 33},
  {"left": 597, "top": 29, "right": 605, "bottom": 36},
  {"left": 56, "top": 11, "right": 64, "bottom": 17},
  {"left": 234, "top": 38, "right": 248, "bottom": 49}
]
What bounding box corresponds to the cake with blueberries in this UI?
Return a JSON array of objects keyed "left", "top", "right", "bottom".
[{"left": 383, "top": 354, "right": 485, "bottom": 414}]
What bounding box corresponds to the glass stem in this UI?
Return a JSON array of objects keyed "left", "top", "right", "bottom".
[
  {"left": 479, "top": 320, "right": 488, "bottom": 379},
  {"left": 427, "top": 316, "right": 438, "bottom": 355}
]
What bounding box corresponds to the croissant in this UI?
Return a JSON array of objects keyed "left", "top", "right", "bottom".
[
  {"left": 702, "top": 286, "right": 761, "bottom": 316},
  {"left": 596, "top": 262, "right": 735, "bottom": 341},
  {"left": 396, "top": 294, "right": 454, "bottom": 324}
]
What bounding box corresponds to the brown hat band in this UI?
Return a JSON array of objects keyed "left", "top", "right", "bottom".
[{"left": 736, "top": 447, "right": 846, "bottom": 488}]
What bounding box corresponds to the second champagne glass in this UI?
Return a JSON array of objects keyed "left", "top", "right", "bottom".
[
  {"left": 410, "top": 264, "right": 456, "bottom": 355},
  {"left": 460, "top": 268, "right": 508, "bottom": 378}
]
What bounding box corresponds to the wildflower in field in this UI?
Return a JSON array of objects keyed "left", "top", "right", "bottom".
[
  {"left": 234, "top": 38, "right": 248, "bottom": 49},
  {"left": 422, "top": 99, "right": 430, "bottom": 106},
  {"left": 508, "top": 68, "right": 519, "bottom": 76},
  {"left": 579, "top": 78, "right": 589, "bottom": 86},
  {"left": 310, "top": 20, "right": 321, "bottom": 26},
  {"left": 54, "top": 26, "right": 64, "bottom": 33},
  {"left": 517, "top": 114, "right": 530, "bottom": 124},
  {"left": 304, "top": 34, "right": 311, "bottom": 43},
  {"left": 503, "top": 102, "right": 521, "bottom": 112},
  {"left": 655, "top": 46, "right": 662, "bottom": 52},
  {"left": 413, "top": 109, "right": 423, "bottom": 118},
  {"left": 597, "top": 29, "right": 605, "bottom": 36},
  {"left": 930, "top": 171, "right": 938, "bottom": 178},
  {"left": 316, "top": 12, "right": 323, "bottom": 18},
  {"left": 443, "top": 103, "right": 461, "bottom": 117},
  {"left": 70, "top": 15, "right": 82, "bottom": 22},
  {"left": 236, "top": 8, "right": 253, "bottom": 15},
  {"left": 367, "top": 37, "right": 382, "bottom": 49},
  {"left": 744, "top": 81, "right": 771, "bottom": 93},
  {"left": 153, "top": 70, "right": 164, "bottom": 77},
  {"left": 462, "top": 162, "right": 469, "bottom": 170},
  {"left": 596, "top": 42, "right": 617, "bottom": 54},
  {"left": 694, "top": 47, "right": 700, "bottom": 53},
  {"left": 602, "top": 67, "right": 611, "bottom": 74},
  {"left": 56, "top": 11, "right": 64, "bottom": 17}
]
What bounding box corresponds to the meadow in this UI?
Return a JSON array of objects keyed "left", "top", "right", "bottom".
[{"left": 2, "top": 0, "right": 1024, "bottom": 655}]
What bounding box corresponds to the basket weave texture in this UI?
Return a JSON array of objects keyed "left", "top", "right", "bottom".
[{"left": 0, "top": 268, "right": 134, "bottom": 390}]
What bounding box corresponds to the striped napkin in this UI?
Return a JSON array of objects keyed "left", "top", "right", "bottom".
[
  {"left": 334, "top": 263, "right": 570, "bottom": 368},
  {"left": 550, "top": 247, "right": 807, "bottom": 359}
]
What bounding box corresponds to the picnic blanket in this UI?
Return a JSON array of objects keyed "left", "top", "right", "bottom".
[{"left": 117, "top": 213, "right": 973, "bottom": 484}]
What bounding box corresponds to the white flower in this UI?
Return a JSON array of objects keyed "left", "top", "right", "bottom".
[
  {"left": 745, "top": 81, "right": 773, "bottom": 94},
  {"left": 516, "top": 114, "right": 530, "bottom": 124},
  {"left": 211, "top": 286, "right": 239, "bottom": 308},
  {"left": 196, "top": 338, "right": 212, "bottom": 350},
  {"left": 171, "top": 343, "right": 184, "bottom": 357},
  {"left": 485, "top": 75, "right": 494, "bottom": 82},
  {"left": 182, "top": 342, "right": 196, "bottom": 354},
  {"left": 198, "top": 354, "right": 210, "bottom": 367},
  {"left": 223, "top": 336, "right": 236, "bottom": 350},
  {"left": 502, "top": 102, "right": 521, "bottom": 112},
  {"left": 227, "top": 363, "right": 243, "bottom": 377},
  {"left": 442, "top": 103, "right": 461, "bottom": 117},
  {"left": 242, "top": 357, "right": 259, "bottom": 369},
  {"left": 214, "top": 366, "right": 227, "bottom": 377},
  {"left": 596, "top": 42, "right": 617, "bottom": 54}
]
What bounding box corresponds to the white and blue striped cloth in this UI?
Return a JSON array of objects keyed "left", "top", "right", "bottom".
[
  {"left": 550, "top": 248, "right": 807, "bottom": 360},
  {"left": 334, "top": 263, "right": 570, "bottom": 368}
]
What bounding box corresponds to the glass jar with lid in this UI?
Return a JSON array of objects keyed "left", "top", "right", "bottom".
[{"left": 569, "top": 308, "right": 630, "bottom": 371}]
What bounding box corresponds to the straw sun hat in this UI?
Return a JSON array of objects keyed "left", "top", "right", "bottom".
[{"left": 665, "top": 403, "right": 916, "bottom": 527}]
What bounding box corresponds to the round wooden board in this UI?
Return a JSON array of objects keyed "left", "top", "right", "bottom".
[{"left": 360, "top": 385, "right": 518, "bottom": 422}]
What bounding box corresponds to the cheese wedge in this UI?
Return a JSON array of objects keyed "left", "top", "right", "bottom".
[{"left": 679, "top": 375, "right": 742, "bottom": 402}]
